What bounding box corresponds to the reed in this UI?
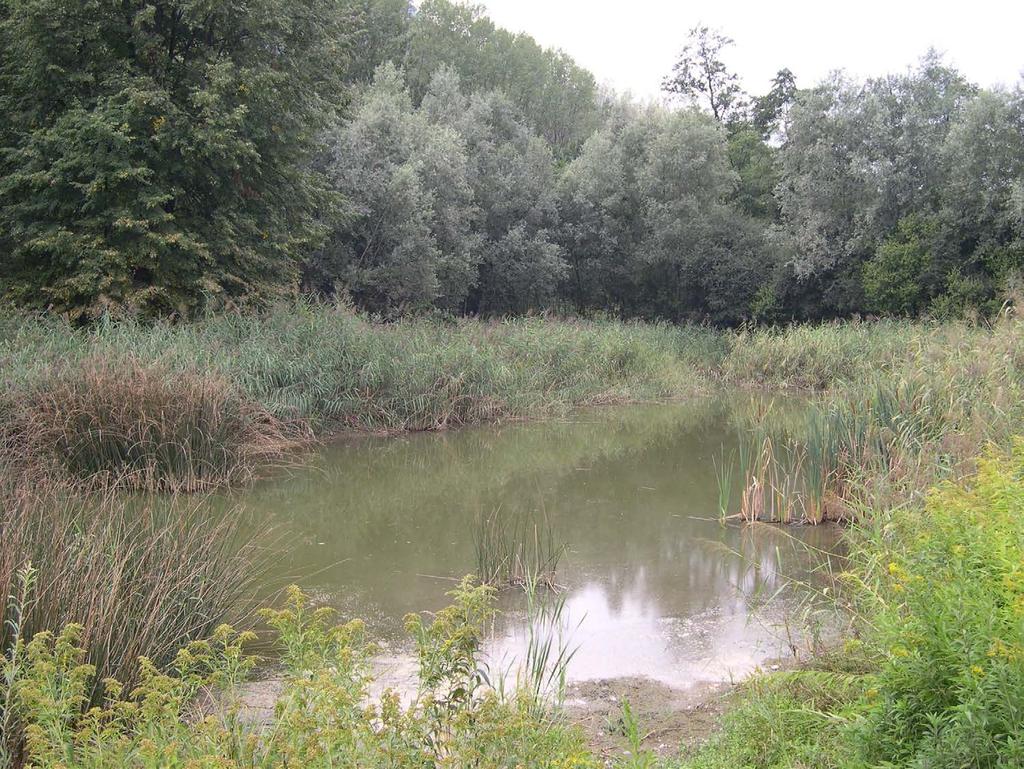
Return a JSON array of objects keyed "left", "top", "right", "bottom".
[
  {"left": 0, "top": 305, "right": 713, "bottom": 490},
  {"left": 4, "top": 304, "right": 1024, "bottom": 510},
  {"left": 713, "top": 449, "right": 735, "bottom": 523},
  {"left": 514, "top": 572, "right": 580, "bottom": 719},
  {"left": 0, "top": 477, "right": 268, "bottom": 697},
  {"left": 0, "top": 355, "right": 308, "bottom": 492},
  {"left": 474, "top": 506, "right": 565, "bottom": 589}
]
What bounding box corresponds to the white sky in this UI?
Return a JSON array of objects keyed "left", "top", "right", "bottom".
[{"left": 478, "top": 0, "right": 1024, "bottom": 101}]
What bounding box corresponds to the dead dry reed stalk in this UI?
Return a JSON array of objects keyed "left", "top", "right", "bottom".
[{"left": 0, "top": 354, "right": 310, "bottom": 492}]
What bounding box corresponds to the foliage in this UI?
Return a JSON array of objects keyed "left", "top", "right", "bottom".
[
  {"left": 2, "top": 0, "right": 1022, "bottom": 323},
  {"left": 751, "top": 68, "right": 797, "bottom": 140},
  {"left": 679, "top": 443, "right": 1024, "bottom": 768},
  {"left": 862, "top": 215, "right": 940, "bottom": 316},
  {"left": 405, "top": 0, "right": 599, "bottom": 158},
  {"left": 557, "top": 105, "right": 772, "bottom": 324},
  {"left": 315, "top": 64, "right": 482, "bottom": 313},
  {"left": 0, "top": 0, "right": 353, "bottom": 320},
  {"left": 675, "top": 670, "right": 866, "bottom": 769},
  {"left": 4, "top": 581, "right": 596, "bottom": 768},
  {"left": 851, "top": 445, "right": 1024, "bottom": 767},
  {"left": 0, "top": 479, "right": 265, "bottom": 756},
  {"left": 662, "top": 26, "right": 746, "bottom": 125}
]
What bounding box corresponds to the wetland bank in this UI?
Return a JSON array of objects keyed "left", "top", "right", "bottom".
[
  {"left": 234, "top": 397, "right": 841, "bottom": 689},
  {"left": 3, "top": 0, "right": 1024, "bottom": 764},
  {"left": 5, "top": 309, "right": 1024, "bottom": 768},
  {"left": 220, "top": 395, "right": 843, "bottom": 756}
]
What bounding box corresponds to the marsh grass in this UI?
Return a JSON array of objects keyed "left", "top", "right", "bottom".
[
  {"left": 0, "top": 305, "right": 710, "bottom": 491},
  {"left": 676, "top": 443, "right": 1024, "bottom": 769},
  {"left": 474, "top": 505, "right": 565, "bottom": 589},
  {"left": 0, "top": 355, "right": 308, "bottom": 492},
  {"left": 715, "top": 312, "right": 1024, "bottom": 523},
  {"left": 510, "top": 573, "right": 581, "bottom": 719},
  {"left": 0, "top": 478, "right": 268, "bottom": 700},
  {"left": 6, "top": 304, "right": 1021, "bottom": 500}
]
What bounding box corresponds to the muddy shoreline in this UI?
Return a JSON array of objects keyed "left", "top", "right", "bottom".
[{"left": 222, "top": 668, "right": 745, "bottom": 759}]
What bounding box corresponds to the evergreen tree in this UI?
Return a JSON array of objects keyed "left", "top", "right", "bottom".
[{"left": 0, "top": 0, "right": 353, "bottom": 319}]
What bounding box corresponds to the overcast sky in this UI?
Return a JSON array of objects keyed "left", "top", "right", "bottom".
[{"left": 478, "top": 0, "right": 1024, "bottom": 102}]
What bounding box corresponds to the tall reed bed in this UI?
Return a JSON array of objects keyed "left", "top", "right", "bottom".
[
  {"left": 718, "top": 313, "right": 1024, "bottom": 523},
  {"left": 0, "top": 355, "right": 308, "bottom": 492},
  {"left": 0, "top": 477, "right": 267, "bottom": 697},
  {"left": 0, "top": 305, "right": 714, "bottom": 489},
  {"left": 4, "top": 304, "right": 1023, "bottom": 503}
]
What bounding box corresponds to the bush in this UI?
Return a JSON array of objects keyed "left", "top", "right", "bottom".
[
  {"left": 0, "top": 355, "right": 307, "bottom": 491},
  {"left": 862, "top": 215, "right": 939, "bottom": 317},
  {"left": 4, "top": 580, "right": 595, "bottom": 768},
  {"left": 852, "top": 443, "right": 1024, "bottom": 767}
]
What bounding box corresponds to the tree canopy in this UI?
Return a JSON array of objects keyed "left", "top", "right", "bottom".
[
  {"left": 1, "top": 2, "right": 1022, "bottom": 324},
  {"left": 0, "top": 0, "right": 354, "bottom": 319}
]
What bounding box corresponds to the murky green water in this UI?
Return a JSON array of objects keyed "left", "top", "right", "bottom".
[{"left": 238, "top": 396, "right": 840, "bottom": 689}]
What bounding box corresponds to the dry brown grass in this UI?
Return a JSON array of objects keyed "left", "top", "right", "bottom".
[{"left": 0, "top": 355, "right": 309, "bottom": 492}]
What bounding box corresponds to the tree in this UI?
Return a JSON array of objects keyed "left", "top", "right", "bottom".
[
  {"left": 445, "top": 90, "right": 566, "bottom": 314},
  {"left": 405, "top": 0, "right": 598, "bottom": 158},
  {"left": 316, "top": 65, "right": 481, "bottom": 314},
  {"left": 636, "top": 110, "right": 769, "bottom": 323},
  {"left": 727, "top": 127, "right": 780, "bottom": 219},
  {"left": 0, "top": 0, "right": 354, "bottom": 320},
  {"left": 939, "top": 88, "right": 1024, "bottom": 289},
  {"left": 776, "top": 55, "right": 974, "bottom": 284},
  {"left": 556, "top": 103, "right": 656, "bottom": 312},
  {"left": 752, "top": 68, "right": 797, "bottom": 139},
  {"left": 862, "top": 215, "right": 939, "bottom": 315},
  {"left": 662, "top": 26, "right": 746, "bottom": 125},
  {"left": 346, "top": 0, "right": 413, "bottom": 83}
]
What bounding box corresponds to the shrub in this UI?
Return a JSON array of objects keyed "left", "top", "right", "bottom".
[
  {"left": 851, "top": 443, "right": 1024, "bottom": 767},
  {"left": 0, "top": 355, "right": 307, "bottom": 491},
  {"left": 862, "top": 215, "right": 940, "bottom": 317},
  {"left": 5, "top": 581, "right": 595, "bottom": 768}
]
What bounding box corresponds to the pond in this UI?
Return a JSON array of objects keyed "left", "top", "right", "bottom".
[{"left": 237, "top": 395, "right": 841, "bottom": 692}]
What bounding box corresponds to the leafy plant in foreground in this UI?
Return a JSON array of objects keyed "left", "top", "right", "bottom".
[{"left": 6, "top": 579, "right": 595, "bottom": 768}]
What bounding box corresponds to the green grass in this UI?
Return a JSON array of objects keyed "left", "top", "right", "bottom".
[
  {"left": 675, "top": 671, "right": 868, "bottom": 769},
  {"left": 0, "top": 303, "right": 714, "bottom": 490},
  {"left": 4, "top": 302, "right": 1023, "bottom": 497},
  {"left": 672, "top": 440, "right": 1024, "bottom": 769}
]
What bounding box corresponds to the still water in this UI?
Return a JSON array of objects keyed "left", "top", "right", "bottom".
[{"left": 239, "top": 396, "right": 840, "bottom": 690}]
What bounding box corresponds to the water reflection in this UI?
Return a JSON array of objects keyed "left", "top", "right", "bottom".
[{"left": 236, "top": 396, "right": 840, "bottom": 687}]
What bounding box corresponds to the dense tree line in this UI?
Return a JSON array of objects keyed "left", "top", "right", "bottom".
[{"left": 1, "top": 0, "right": 1021, "bottom": 323}]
